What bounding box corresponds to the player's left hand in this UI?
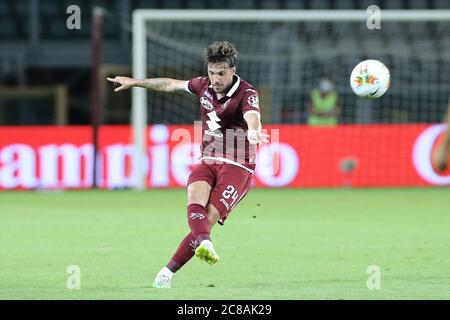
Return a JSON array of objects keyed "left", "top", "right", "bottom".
[{"left": 247, "top": 129, "right": 270, "bottom": 145}]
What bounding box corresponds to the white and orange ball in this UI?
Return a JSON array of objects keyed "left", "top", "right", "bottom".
[{"left": 350, "top": 59, "right": 390, "bottom": 99}]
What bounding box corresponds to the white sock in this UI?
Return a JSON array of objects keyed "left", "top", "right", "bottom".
[
  {"left": 160, "top": 266, "right": 174, "bottom": 278},
  {"left": 201, "top": 239, "right": 212, "bottom": 246}
]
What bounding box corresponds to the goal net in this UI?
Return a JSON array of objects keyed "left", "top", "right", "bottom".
[{"left": 132, "top": 9, "right": 450, "bottom": 189}]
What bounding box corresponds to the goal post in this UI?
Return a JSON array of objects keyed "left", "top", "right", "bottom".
[
  {"left": 132, "top": 9, "right": 450, "bottom": 190},
  {"left": 132, "top": 10, "right": 147, "bottom": 191}
]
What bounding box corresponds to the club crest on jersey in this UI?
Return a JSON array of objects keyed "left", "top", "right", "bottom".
[
  {"left": 247, "top": 94, "right": 259, "bottom": 109},
  {"left": 200, "top": 96, "right": 214, "bottom": 110}
]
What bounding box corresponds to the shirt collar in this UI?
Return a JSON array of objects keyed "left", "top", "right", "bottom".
[{"left": 209, "top": 75, "right": 241, "bottom": 99}]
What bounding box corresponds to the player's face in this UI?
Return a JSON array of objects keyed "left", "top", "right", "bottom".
[{"left": 207, "top": 63, "right": 236, "bottom": 94}]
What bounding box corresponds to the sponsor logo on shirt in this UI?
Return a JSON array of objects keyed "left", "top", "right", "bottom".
[{"left": 204, "top": 129, "right": 223, "bottom": 138}]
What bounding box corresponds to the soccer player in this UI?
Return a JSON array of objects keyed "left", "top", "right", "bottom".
[
  {"left": 433, "top": 98, "right": 450, "bottom": 171},
  {"left": 107, "top": 41, "right": 269, "bottom": 288}
]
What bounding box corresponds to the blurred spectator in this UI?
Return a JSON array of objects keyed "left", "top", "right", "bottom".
[{"left": 307, "top": 77, "right": 340, "bottom": 126}]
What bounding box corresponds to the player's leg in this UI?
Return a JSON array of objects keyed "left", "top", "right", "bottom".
[
  {"left": 206, "top": 203, "right": 220, "bottom": 226},
  {"left": 186, "top": 181, "right": 213, "bottom": 243},
  {"left": 194, "top": 203, "right": 221, "bottom": 265},
  {"left": 154, "top": 203, "right": 220, "bottom": 288},
  {"left": 187, "top": 179, "right": 221, "bottom": 265},
  {"left": 167, "top": 183, "right": 217, "bottom": 266},
  {"left": 195, "top": 164, "right": 253, "bottom": 269},
  {"left": 153, "top": 232, "right": 197, "bottom": 288},
  {"left": 153, "top": 164, "right": 216, "bottom": 288},
  {"left": 153, "top": 206, "right": 221, "bottom": 289},
  {"left": 208, "top": 164, "right": 253, "bottom": 227},
  {"left": 154, "top": 164, "right": 252, "bottom": 287}
]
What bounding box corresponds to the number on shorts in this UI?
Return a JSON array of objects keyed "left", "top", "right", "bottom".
[{"left": 222, "top": 185, "right": 239, "bottom": 206}]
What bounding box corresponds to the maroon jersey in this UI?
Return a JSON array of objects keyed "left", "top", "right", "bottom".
[{"left": 185, "top": 75, "right": 261, "bottom": 172}]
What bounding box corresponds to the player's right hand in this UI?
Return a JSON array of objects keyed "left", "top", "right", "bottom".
[
  {"left": 107, "top": 76, "right": 136, "bottom": 92},
  {"left": 247, "top": 129, "right": 270, "bottom": 145}
]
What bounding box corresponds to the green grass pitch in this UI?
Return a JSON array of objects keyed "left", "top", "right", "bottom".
[{"left": 1, "top": 188, "right": 449, "bottom": 299}]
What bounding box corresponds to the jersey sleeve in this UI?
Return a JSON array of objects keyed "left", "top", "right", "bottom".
[
  {"left": 186, "top": 77, "right": 205, "bottom": 96},
  {"left": 241, "top": 88, "right": 261, "bottom": 118}
]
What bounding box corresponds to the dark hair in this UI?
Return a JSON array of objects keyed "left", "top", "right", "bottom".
[{"left": 203, "top": 41, "right": 238, "bottom": 68}]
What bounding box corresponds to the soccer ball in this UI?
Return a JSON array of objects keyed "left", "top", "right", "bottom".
[{"left": 350, "top": 59, "right": 390, "bottom": 98}]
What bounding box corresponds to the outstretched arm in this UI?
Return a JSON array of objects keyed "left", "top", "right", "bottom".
[
  {"left": 433, "top": 99, "right": 450, "bottom": 171},
  {"left": 244, "top": 111, "right": 269, "bottom": 145},
  {"left": 107, "top": 76, "right": 187, "bottom": 93}
]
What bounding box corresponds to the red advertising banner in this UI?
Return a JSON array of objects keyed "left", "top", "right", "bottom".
[{"left": 0, "top": 124, "right": 448, "bottom": 190}]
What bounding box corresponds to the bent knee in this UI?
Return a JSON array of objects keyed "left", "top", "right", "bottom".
[{"left": 187, "top": 181, "right": 211, "bottom": 206}]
